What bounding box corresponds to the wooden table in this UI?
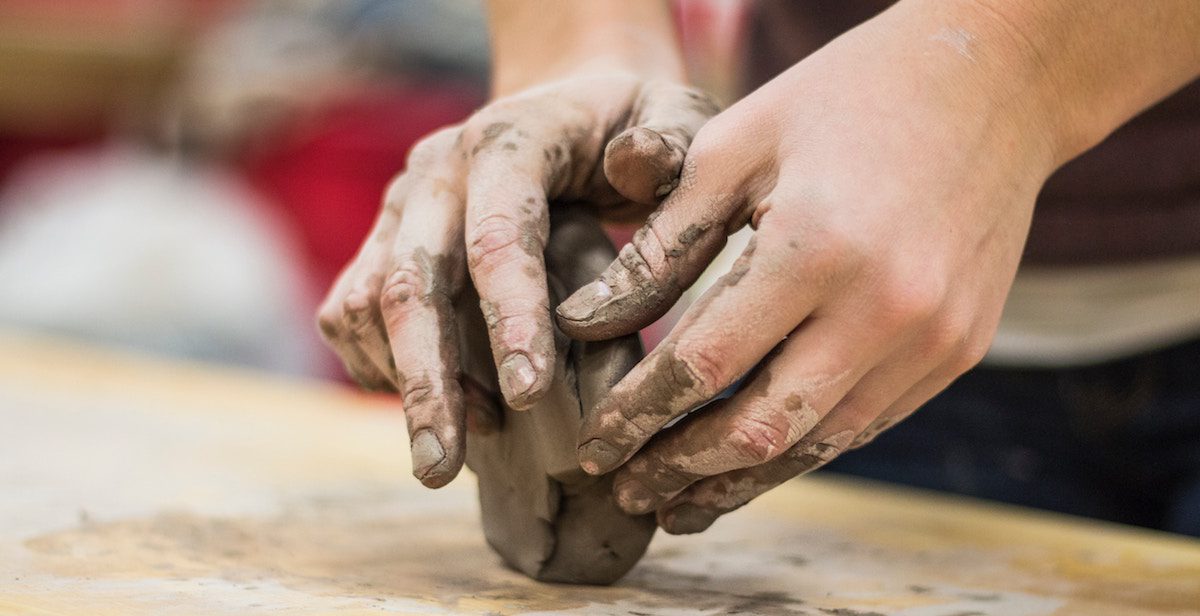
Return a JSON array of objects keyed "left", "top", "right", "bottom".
[{"left": 1, "top": 330, "right": 1197, "bottom": 615}]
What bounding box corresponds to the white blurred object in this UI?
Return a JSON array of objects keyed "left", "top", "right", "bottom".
[{"left": 0, "top": 144, "right": 322, "bottom": 376}]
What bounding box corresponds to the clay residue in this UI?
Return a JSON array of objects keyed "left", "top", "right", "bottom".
[
  {"left": 470, "top": 121, "right": 514, "bottom": 156},
  {"left": 577, "top": 341, "right": 715, "bottom": 476},
  {"left": 556, "top": 199, "right": 729, "bottom": 342}
]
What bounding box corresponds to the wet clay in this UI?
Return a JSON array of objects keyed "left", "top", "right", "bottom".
[{"left": 459, "top": 204, "right": 655, "bottom": 585}]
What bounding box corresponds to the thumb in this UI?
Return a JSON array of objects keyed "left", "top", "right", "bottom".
[
  {"left": 558, "top": 132, "right": 750, "bottom": 341},
  {"left": 603, "top": 81, "right": 720, "bottom": 205}
]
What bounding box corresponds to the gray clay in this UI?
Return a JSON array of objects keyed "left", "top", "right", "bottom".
[{"left": 459, "top": 205, "right": 655, "bottom": 585}]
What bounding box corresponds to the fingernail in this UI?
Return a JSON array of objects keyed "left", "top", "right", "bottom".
[
  {"left": 615, "top": 478, "right": 659, "bottom": 515},
  {"left": 557, "top": 280, "right": 612, "bottom": 322},
  {"left": 410, "top": 429, "right": 447, "bottom": 482},
  {"left": 578, "top": 438, "right": 622, "bottom": 475},
  {"left": 662, "top": 503, "right": 718, "bottom": 534},
  {"left": 627, "top": 126, "right": 672, "bottom": 157},
  {"left": 499, "top": 353, "right": 536, "bottom": 403}
]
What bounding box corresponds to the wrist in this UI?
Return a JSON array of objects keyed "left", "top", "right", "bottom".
[
  {"left": 933, "top": 0, "right": 1083, "bottom": 170},
  {"left": 487, "top": 1, "right": 685, "bottom": 98},
  {"left": 842, "top": 0, "right": 1068, "bottom": 176},
  {"left": 919, "top": 0, "right": 1200, "bottom": 170}
]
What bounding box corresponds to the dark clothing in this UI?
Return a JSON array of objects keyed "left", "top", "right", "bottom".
[
  {"left": 825, "top": 337, "right": 1200, "bottom": 537},
  {"left": 746, "top": 1, "right": 1200, "bottom": 266}
]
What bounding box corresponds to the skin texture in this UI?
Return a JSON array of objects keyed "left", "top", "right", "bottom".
[
  {"left": 462, "top": 204, "right": 654, "bottom": 585},
  {"left": 316, "top": 72, "right": 717, "bottom": 488},
  {"left": 560, "top": 0, "right": 1200, "bottom": 534}
]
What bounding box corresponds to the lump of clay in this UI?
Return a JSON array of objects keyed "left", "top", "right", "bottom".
[{"left": 459, "top": 205, "right": 655, "bottom": 585}]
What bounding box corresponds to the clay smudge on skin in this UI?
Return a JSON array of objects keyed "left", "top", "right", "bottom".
[
  {"left": 517, "top": 203, "right": 551, "bottom": 260},
  {"left": 381, "top": 246, "right": 466, "bottom": 487},
  {"left": 719, "top": 236, "right": 758, "bottom": 287},
  {"left": 682, "top": 87, "right": 722, "bottom": 117},
  {"left": 671, "top": 426, "right": 856, "bottom": 519},
  {"left": 557, "top": 212, "right": 727, "bottom": 341},
  {"left": 578, "top": 342, "right": 711, "bottom": 474},
  {"left": 471, "top": 122, "right": 514, "bottom": 156},
  {"left": 478, "top": 299, "right": 506, "bottom": 335},
  {"left": 849, "top": 415, "right": 904, "bottom": 449}
]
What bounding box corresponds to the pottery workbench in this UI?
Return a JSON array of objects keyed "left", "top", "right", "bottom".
[{"left": 1, "top": 331, "right": 1197, "bottom": 616}]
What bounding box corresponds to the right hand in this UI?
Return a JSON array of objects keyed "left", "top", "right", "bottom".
[{"left": 317, "top": 71, "right": 717, "bottom": 488}]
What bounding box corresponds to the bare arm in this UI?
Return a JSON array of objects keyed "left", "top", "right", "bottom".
[
  {"left": 968, "top": 0, "right": 1200, "bottom": 164},
  {"left": 487, "top": 0, "right": 683, "bottom": 96}
]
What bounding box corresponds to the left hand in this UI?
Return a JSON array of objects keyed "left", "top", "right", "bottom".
[{"left": 556, "top": 3, "right": 1062, "bottom": 533}]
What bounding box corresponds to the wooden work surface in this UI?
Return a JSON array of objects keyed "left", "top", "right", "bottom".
[{"left": 1, "top": 330, "right": 1198, "bottom": 616}]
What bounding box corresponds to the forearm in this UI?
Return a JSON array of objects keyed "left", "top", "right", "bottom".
[
  {"left": 910, "top": 0, "right": 1200, "bottom": 167},
  {"left": 486, "top": 0, "right": 684, "bottom": 97}
]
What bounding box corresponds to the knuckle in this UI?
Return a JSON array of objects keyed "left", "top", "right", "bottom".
[
  {"left": 380, "top": 257, "right": 429, "bottom": 311},
  {"left": 461, "top": 111, "right": 520, "bottom": 157},
  {"left": 875, "top": 273, "right": 946, "bottom": 331},
  {"left": 783, "top": 222, "right": 862, "bottom": 288},
  {"left": 405, "top": 137, "right": 440, "bottom": 170},
  {"left": 728, "top": 415, "right": 792, "bottom": 465},
  {"left": 631, "top": 452, "right": 696, "bottom": 492},
  {"left": 669, "top": 341, "right": 730, "bottom": 400},
  {"left": 466, "top": 214, "right": 531, "bottom": 271},
  {"left": 341, "top": 298, "right": 370, "bottom": 324},
  {"left": 398, "top": 370, "right": 441, "bottom": 408},
  {"left": 316, "top": 305, "right": 344, "bottom": 342},
  {"left": 382, "top": 173, "right": 408, "bottom": 208},
  {"left": 621, "top": 224, "right": 671, "bottom": 283},
  {"left": 921, "top": 313, "right": 971, "bottom": 360},
  {"left": 952, "top": 335, "right": 992, "bottom": 375},
  {"left": 341, "top": 289, "right": 380, "bottom": 334}
]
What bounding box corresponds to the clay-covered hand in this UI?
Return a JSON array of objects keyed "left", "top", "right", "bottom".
[
  {"left": 317, "top": 71, "right": 717, "bottom": 488},
  {"left": 559, "top": 7, "right": 1063, "bottom": 532}
]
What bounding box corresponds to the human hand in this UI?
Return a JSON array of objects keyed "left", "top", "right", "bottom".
[
  {"left": 317, "top": 71, "right": 717, "bottom": 488},
  {"left": 558, "top": 5, "right": 1061, "bottom": 532}
]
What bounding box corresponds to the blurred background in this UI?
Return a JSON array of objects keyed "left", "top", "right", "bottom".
[
  {"left": 0, "top": 0, "right": 487, "bottom": 377},
  {"left": 0, "top": 0, "right": 744, "bottom": 379}
]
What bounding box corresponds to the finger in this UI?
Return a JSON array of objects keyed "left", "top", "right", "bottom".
[
  {"left": 653, "top": 338, "right": 950, "bottom": 532},
  {"left": 464, "top": 123, "right": 557, "bottom": 410},
  {"left": 557, "top": 141, "right": 750, "bottom": 342},
  {"left": 383, "top": 172, "right": 470, "bottom": 488},
  {"left": 861, "top": 354, "right": 978, "bottom": 448},
  {"left": 855, "top": 310, "right": 993, "bottom": 448},
  {"left": 340, "top": 272, "right": 395, "bottom": 380},
  {"left": 604, "top": 82, "right": 720, "bottom": 205},
  {"left": 542, "top": 204, "right": 644, "bottom": 412},
  {"left": 656, "top": 420, "right": 860, "bottom": 535},
  {"left": 610, "top": 311, "right": 888, "bottom": 515},
  {"left": 317, "top": 317, "right": 391, "bottom": 390},
  {"left": 316, "top": 206, "right": 404, "bottom": 390},
  {"left": 576, "top": 226, "right": 837, "bottom": 476}
]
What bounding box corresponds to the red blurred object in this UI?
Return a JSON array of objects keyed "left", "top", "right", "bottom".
[{"left": 244, "top": 83, "right": 482, "bottom": 298}]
